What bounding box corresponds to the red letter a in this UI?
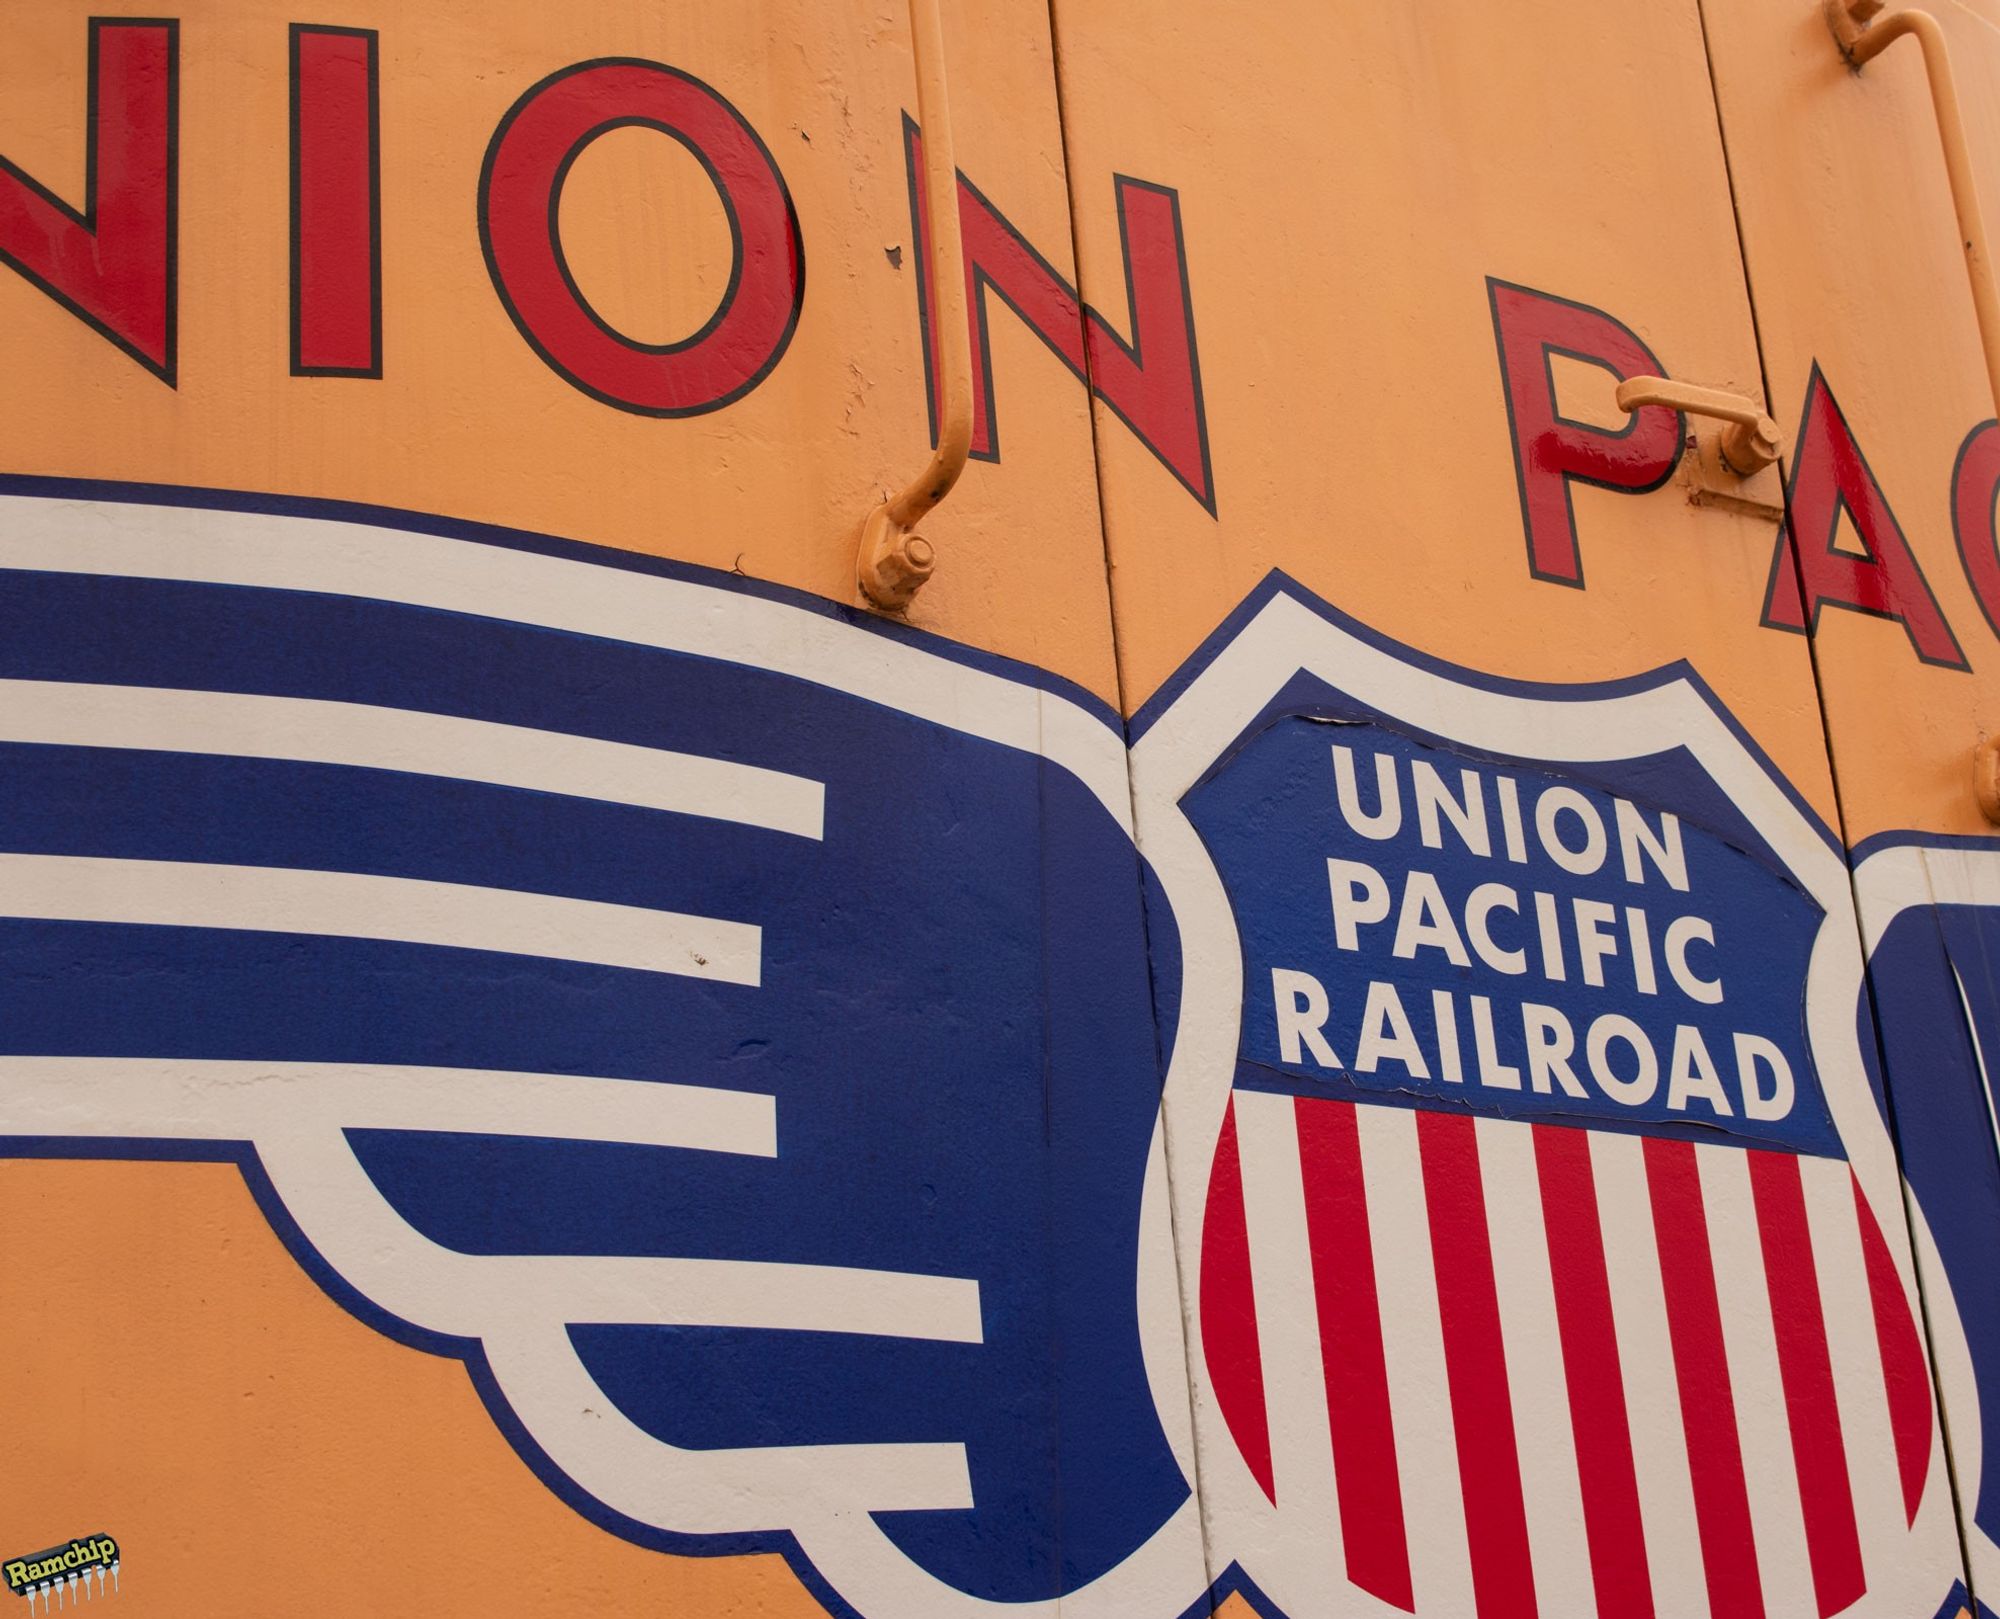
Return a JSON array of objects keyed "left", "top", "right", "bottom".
[
  {"left": 0, "top": 19, "right": 177, "bottom": 382},
  {"left": 1763, "top": 366, "right": 1966, "bottom": 669}
]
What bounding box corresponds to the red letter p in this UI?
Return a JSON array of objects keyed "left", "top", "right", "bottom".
[{"left": 1488, "top": 279, "right": 1684, "bottom": 587}]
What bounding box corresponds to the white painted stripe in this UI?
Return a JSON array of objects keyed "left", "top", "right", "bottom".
[
  {"left": 1696, "top": 1145, "right": 1817, "bottom": 1619},
  {"left": 257, "top": 1134, "right": 983, "bottom": 1345},
  {"left": 496, "top": 1251, "right": 983, "bottom": 1340},
  {"left": 1801, "top": 1157, "right": 1905, "bottom": 1593},
  {"left": 1232, "top": 1090, "right": 1345, "bottom": 1592},
  {"left": 0, "top": 852, "right": 761, "bottom": 984},
  {"left": 1590, "top": 1129, "right": 1710, "bottom": 1619},
  {"left": 488, "top": 1325, "right": 975, "bottom": 1522},
  {"left": 1476, "top": 1117, "right": 1595, "bottom": 1617},
  {"left": 0, "top": 678, "right": 825, "bottom": 839},
  {"left": 1356, "top": 1103, "right": 1477, "bottom": 1619},
  {"left": 0, "top": 1056, "right": 776, "bottom": 1157},
  {"left": 1952, "top": 964, "right": 2000, "bottom": 1177},
  {"left": 0, "top": 496, "right": 1139, "bottom": 828}
]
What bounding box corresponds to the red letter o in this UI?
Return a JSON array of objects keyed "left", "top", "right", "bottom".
[{"left": 479, "top": 59, "right": 803, "bottom": 416}]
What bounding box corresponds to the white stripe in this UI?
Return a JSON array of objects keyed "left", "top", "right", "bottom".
[
  {"left": 491, "top": 1251, "right": 981, "bottom": 1339},
  {"left": 487, "top": 1325, "right": 974, "bottom": 1522},
  {"left": 254, "top": 1136, "right": 982, "bottom": 1345},
  {"left": 0, "top": 852, "right": 760, "bottom": 984},
  {"left": 1232, "top": 1090, "right": 1345, "bottom": 1591},
  {"left": 1357, "top": 1103, "right": 1477, "bottom": 1619},
  {"left": 0, "top": 1058, "right": 976, "bottom": 1347},
  {"left": 0, "top": 496, "right": 1140, "bottom": 828},
  {"left": 1590, "top": 1129, "right": 1709, "bottom": 1619},
  {"left": 0, "top": 1055, "right": 776, "bottom": 1157},
  {"left": 1802, "top": 1157, "right": 1906, "bottom": 1592},
  {"left": 1952, "top": 964, "right": 2000, "bottom": 1172},
  {"left": 1696, "top": 1145, "right": 1816, "bottom": 1618},
  {"left": 0, "top": 678, "right": 825, "bottom": 839},
  {"left": 1476, "top": 1117, "right": 1595, "bottom": 1617}
]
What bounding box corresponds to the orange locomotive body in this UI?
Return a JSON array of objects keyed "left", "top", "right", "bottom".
[{"left": 5, "top": 4, "right": 2000, "bottom": 1617}]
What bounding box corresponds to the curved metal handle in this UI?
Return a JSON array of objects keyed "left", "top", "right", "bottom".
[
  {"left": 1614, "top": 376, "right": 1783, "bottom": 477},
  {"left": 1824, "top": 1, "right": 2000, "bottom": 429},
  {"left": 859, "top": 0, "right": 972, "bottom": 612}
]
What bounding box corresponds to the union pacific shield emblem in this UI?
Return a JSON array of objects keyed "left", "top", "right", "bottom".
[{"left": 1129, "top": 577, "right": 1965, "bottom": 1619}]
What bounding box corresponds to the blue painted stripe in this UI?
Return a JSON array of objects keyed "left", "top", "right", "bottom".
[
  {"left": 0, "top": 568, "right": 849, "bottom": 773},
  {"left": 0, "top": 918, "right": 762, "bottom": 1090},
  {"left": 0, "top": 471, "right": 1126, "bottom": 731},
  {"left": 0, "top": 741, "right": 813, "bottom": 920}
]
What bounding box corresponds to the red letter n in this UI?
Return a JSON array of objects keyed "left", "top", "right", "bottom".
[
  {"left": 1488, "top": 279, "right": 1684, "bottom": 587},
  {"left": 905, "top": 117, "right": 1214, "bottom": 513},
  {"left": 0, "top": 18, "right": 177, "bottom": 382},
  {"left": 1763, "top": 365, "right": 1966, "bottom": 669}
]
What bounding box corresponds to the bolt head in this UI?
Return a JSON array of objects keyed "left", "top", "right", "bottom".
[{"left": 1976, "top": 736, "right": 2000, "bottom": 825}]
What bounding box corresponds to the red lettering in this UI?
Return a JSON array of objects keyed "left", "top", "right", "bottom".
[
  {"left": 0, "top": 19, "right": 177, "bottom": 382},
  {"left": 905, "top": 118, "right": 1213, "bottom": 512},
  {"left": 291, "top": 25, "right": 380, "bottom": 377},
  {"left": 1488, "top": 279, "right": 1684, "bottom": 587},
  {"left": 1762, "top": 367, "right": 1966, "bottom": 669},
  {"left": 1953, "top": 418, "right": 2000, "bottom": 643},
  {"left": 479, "top": 60, "right": 803, "bottom": 416}
]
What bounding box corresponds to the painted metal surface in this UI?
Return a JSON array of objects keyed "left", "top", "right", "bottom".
[
  {"left": 0, "top": 3, "right": 1126, "bottom": 1613},
  {"left": 2, "top": 1, "right": 1999, "bottom": 1616},
  {"left": 856, "top": 0, "right": 969, "bottom": 610},
  {"left": 1053, "top": 0, "right": 1971, "bottom": 1613},
  {"left": 1708, "top": 4, "right": 2000, "bottom": 1616}
]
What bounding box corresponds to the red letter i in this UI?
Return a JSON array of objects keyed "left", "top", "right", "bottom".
[{"left": 291, "top": 24, "right": 380, "bottom": 376}]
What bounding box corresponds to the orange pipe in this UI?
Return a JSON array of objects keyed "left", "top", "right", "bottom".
[
  {"left": 859, "top": 0, "right": 971, "bottom": 610},
  {"left": 1830, "top": 3, "right": 2000, "bottom": 430}
]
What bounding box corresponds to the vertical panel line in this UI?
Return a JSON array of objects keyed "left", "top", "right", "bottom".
[{"left": 1690, "top": 4, "right": 1977, "bottom": 1599}]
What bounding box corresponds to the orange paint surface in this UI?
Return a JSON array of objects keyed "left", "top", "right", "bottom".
[
  {"left": 7, "top": 0, "right": 2000, "bottom": 1609},
  {"left": 0, "top": 4, "right": 1113, "bottom": 1610},
  {"left": 0, "top": 1159, "right": 830, "bottom": 1614},
  {"left": 1052, "top": 0, "right": 1846, "bottom": 834},
  {"left": 1705, "top": 0, "right": 2000, "bottom": 841},
  {"left": 0, "top": 0, "right": 1119, "bottom": 705}
]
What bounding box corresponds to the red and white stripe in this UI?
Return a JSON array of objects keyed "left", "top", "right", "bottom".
[{"left": 1201, "top": 1093, "right": 1932, "bottom": 1619}]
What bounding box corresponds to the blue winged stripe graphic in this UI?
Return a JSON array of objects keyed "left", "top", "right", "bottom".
[{"left": 0, "top": 487, "right": 1195, "bottom": 1613}]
